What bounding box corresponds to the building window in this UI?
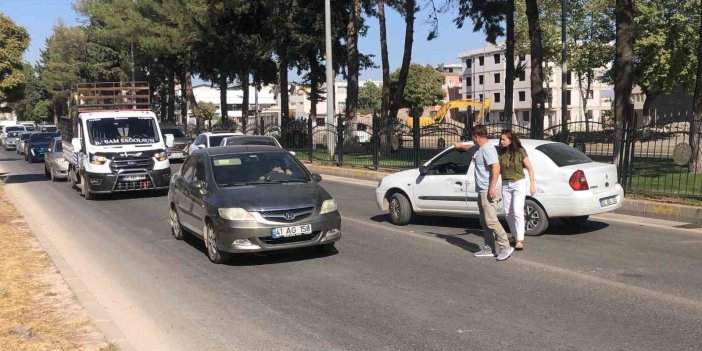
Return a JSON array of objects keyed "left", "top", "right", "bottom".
[
  {"left": 586, "top": 110, "right": 593, "bottom": 119},
  {"left": 499, "top": 111, "right": 505, "bottom": 121},
  {"left": 522, "top": 110, "right": 530, "bottom": 121},
  {"left": 479, "top": 94, "right": 483, "bottom": 101},
  {"left": 587, "top": 90, "right": 594, "bottom": 99},
  {"left": 479, "top": 75, "right": 484, "bottom": 85},
  {"left": 494, "top": 93, "right": 501, "bottom": 103},
  {"left": 479, "top": 56, "right": 484, "bottom": 66},
  {"left": 494, "top": 73, "right": 501, "bottom": 84},
  {"left": 467, "top": 94, "right": 472, "bottom": 99},
  {"left": 459, "top": 77, "right": 463, "bottom": 83},
  {"left": 485, "top": 112, "right": 490, "bottom": 122},
  {"left": 518, "top": 71, "right": 526, "bottom": 81},
  {"left": 467, "top": 77, "right": 472, "bottom": 87},
  {"left": 519, "top": 54, "right": 526, "bottom": 62},
  {"left": 448, "top": 81, "right": 454, "bottom": 88},
  {"left": 466, "top": 59, "right": 472, "bottom": 69},
  {"left": 494, "top": 54, "right": 500, "bottom": 64},
  {"left": 448, "top": 68, "right": 454, "bottom": 73},
  {"left": 519, "top": 91, "right": 526, "bottom": 101},
  {"left": 566, "top": 90, "right": 572, "bottom": 106},
  {"left": 566, "top": 110, "right": 572, "bottom": 120}
]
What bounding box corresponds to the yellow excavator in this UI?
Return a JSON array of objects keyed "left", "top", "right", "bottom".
[{"left": 407, "top": 98, "right": 492, "bottom": 127}]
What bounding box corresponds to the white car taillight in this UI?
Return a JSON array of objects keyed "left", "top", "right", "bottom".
[{"left": 569, "top": 170, "right": 589, "bottom": 191}]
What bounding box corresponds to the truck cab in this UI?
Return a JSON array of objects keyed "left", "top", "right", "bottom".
[{"left": 63, "top": 110, "right": 174, "bottom": 199}]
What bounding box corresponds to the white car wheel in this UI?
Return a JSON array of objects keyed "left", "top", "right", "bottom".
[
  {"left": 524, "top": 199, "right": 549, "bottom": 236},
  {"left": 389, "top": 193, "right": 413, "bottom": 226}
]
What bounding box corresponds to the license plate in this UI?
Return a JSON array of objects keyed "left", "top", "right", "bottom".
[
  {"left": 121, "top": 175, "right": 146, "bottom": 182},
  {"left": 272, "top": 224, "right": 312, "bottom": 238},
  {"left": 170, "top": 152, "right": 183, "bottom": 158},
  {"left": 600, "top": 196, "right": 618, "bottom": 207}
]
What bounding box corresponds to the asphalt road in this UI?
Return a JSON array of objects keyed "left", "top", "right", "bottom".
[{"left": 1, "top": 148, "right": 702, "bottom": 351}]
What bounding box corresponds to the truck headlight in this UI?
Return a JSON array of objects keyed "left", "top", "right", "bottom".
[
  {"left": 154, "top": 151, "right": 168, "bottom": 162},
  {"left": 320, "top": 199, "right": 338, "bottom": 214},
  {"left": 218, "top": 208, "right": 255, "bottom": 221},
  {"left": 90, "top": 155, "right": 107, "bottom": 165}
]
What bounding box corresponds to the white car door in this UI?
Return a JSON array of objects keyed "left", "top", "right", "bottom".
[{"left": 414, "top": 147, "right": 477, "bottom": 213}]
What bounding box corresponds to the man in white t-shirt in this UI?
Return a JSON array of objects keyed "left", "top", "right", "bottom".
[{"left": 454, "top": 125, "right": 514, "bottom": 261}]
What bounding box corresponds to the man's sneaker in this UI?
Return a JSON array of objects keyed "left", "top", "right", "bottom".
[
  {"left": 496, "top": 246, "right": 515, "bottom": 261},
  {"left": 473, "top": 246, "right": 496, "bottom": 257}
]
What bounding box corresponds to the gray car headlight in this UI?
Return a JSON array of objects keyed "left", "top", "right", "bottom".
[
  {"left": 218, "top": 208, "right": 255, "bottom": 221},
  {"left": 320, "top": 199, "right": 338, "bottom": 214}
]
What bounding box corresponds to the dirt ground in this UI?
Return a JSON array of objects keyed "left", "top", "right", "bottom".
[{"left": 0, "top": 186, "right": 113, "bottom": 351}]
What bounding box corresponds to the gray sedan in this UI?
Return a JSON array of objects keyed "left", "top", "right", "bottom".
[
  {"left": 168, "top": 145, "right": 341, "bottom": 263},
  {"left": 44, "top": 137, "right": 68, "bottom": 181}
]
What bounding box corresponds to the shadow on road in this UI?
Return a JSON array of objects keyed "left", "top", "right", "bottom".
[
  {"left": 183, "top": 233, "right": 338, "bottom": 267},
  {"left": 90, "top": 189, "right": 169, "bottom": 201},
  {"left": 429, "top": 232, "right": 482, "bottom": 253},
  {"left": 1, "top": 173, "right": 49, "bottom": 184},
  {"left": 0, "top": 158, "right": 22, "bottom": 162},
  {"left": 546, "top": 219, "right": 610, "bottom": 235}
]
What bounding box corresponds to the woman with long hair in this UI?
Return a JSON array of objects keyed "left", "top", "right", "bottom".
[{"left": 498, "top": 130, "right": 536, "bottom": 250}]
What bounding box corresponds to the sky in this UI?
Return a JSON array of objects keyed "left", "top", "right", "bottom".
[{"left": 0, "top": 0, "right": 487, "bottom": 81}]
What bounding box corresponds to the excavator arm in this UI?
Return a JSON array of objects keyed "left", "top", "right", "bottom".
[{"left": 433, "top": 98, "right": 492, "bottom": 124}]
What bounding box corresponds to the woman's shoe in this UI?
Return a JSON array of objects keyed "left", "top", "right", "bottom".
[{"left": 515, "top": 240, "right": 524, "bottom": 250}]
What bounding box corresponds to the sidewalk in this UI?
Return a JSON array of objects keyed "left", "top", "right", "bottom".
[
  {"left": 0, "top": 186, "right": 111, "bottom": 351},
  {"left": 303, "top": 162, "right": 702, "bottom": 226}
]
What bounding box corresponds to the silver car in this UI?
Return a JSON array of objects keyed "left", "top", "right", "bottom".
[
  {"left": 3, "top": 131, "right": 21, "bottom": 151},
  {"left": 17, "top": 132, "right": 34, "bottom": 155},
  {"left": 168, "top": 146, "right": 341, "bottom": 264},
  {"left": 44, "top": 137, "right": 68, "bottom": 181}
]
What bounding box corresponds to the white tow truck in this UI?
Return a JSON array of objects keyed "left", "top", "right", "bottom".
[{"left": 62, "top": 82, "right": 175, "bottom": 200}]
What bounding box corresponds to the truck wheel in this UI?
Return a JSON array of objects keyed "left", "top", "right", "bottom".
[
  {"left": 389, "top": 193, "right": 413, "bottom": 226},
  {"left": 68, "top": 168, "right": 77, "bottom": 190},
  {"left": 524, "top": 199, "right": 549, "bottom": 236},
  {"left": 81, "top": 174, "right": 95, "bottom": 200}
]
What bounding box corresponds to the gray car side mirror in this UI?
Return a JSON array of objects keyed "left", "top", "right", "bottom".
[
  {"left": 311, "top": 173, "right": 323, "bottom": 182},
  {"left": 419, "top": 166, "right": 428, "bottom": 176}
]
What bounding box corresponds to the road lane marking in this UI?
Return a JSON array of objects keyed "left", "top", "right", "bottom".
[{"left": 342, "top": 216, "right": 702, "bottom": 311}]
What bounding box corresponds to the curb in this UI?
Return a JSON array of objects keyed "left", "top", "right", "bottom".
[{"left": 303, "top": 161, "right": 702, "bottom": 226}]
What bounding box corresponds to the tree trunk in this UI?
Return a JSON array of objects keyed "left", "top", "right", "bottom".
[
  {"left": 160, "top": 84, "right": 168, "bottom": 122},
  {"left": 345, "top": 0, "right": 361, "bottom": 121},
  {"left": 309, "top": 54, "right": 320, "bottom": 122},
  {"left": 219, "top": 74, "right": 228, "bottom": 120},
  {"left": 578, "top": 70, "right": 593, "bottom": 132},
  {"left": 641, "top": 90, "right": 660, "bottom": 120},
  {"left": 185, "top": 70, "right": 202, "bottom": 131},
  {"left": 525, "top": 0, "right": 546, "bottom": 138},
  {"left": 388, "top": 0, "right": 415, "bottom": 122},
  {"left": 180, "top": 70, "right": 188, "bottom": 125},
  {"left": 279, "top": 45, "right": 289, "bottom": 126},
  {"left": 241, "top": 71, "right": 250, "bottom": 133},
  {"left": 378, "top": 0, "right": 390, "bottom": 122},
  {"left": 691, "top": 0, "right": 702, "bottom": 173},
  {"left": 505, "top": 0, "right": 515, "bottom": 128},
  {"left": 167, "top": 67, "right": 176, "bottom": 123},
  {"left": 613, "top": 0, "right": 635, "bottom": 169}
]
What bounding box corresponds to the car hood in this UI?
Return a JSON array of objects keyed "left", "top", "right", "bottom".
[
  {"left": 210, "top": 182, "right": 331, "bottom": 211},
  {"left": 381, "top": 168, "right": 421, "bottom": 186}
]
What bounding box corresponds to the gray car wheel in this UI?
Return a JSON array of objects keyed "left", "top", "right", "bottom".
[
  {"left": 204, "top": 221, "right": 230, "bottom": 264},
  {"left": 170, "top": 205, "right": 185, "bottom": 240},
  {"left": 389, "top": 193, "right": 413, "bottom": 226},
  {"left": 524, "top": 199, "right": 549, "bottom": 236}
]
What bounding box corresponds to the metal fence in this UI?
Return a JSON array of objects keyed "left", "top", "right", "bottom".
[{"left": 183, "top": 111, "right": 702, "bottom": 200}]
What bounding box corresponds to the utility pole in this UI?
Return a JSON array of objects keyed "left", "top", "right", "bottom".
[
  {"left": 325, "top": 0, "right": 335, "bottom": 157},
  {"left": 561, "top": 0, "right": 568, "bottom": 137}
]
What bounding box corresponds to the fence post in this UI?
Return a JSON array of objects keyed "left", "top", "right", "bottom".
[
  {"left": 337, "top": 115, "right": 344, "bottom": 166},
  {"left": 307, "top": 117, "right": 313, "bottom": 162},
  {"left": 413, "top": 113, "right": 420, "bottom": 168},
  {"left": 372, "top": 111, "right": 379, "bottom": 170}
]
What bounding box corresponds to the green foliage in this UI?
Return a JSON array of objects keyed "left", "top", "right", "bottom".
[
  {"left": 0, "top": 13, "right": 30, "bottom": 107},
  {"left": 10, "top": 64, "right": 51, "bottom": 121},
  {"left": 358, "top": 81, "right": 382, "bottom": 114},
  {"left": 391, "top": 64, "right": 444, "bottom": 118},
  {"left": 32, "top": 99, "right": 53, "bottom": 121},
  {"left": 632, "top": 0, "right": 700, "bottom": 101},
  {"left": 198, "top": 101, "right": 217, "bottom": 121}
]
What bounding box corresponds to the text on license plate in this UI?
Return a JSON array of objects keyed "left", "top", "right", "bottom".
[
  {"left": 272, "top": 224, "right": 312, "bottom": 238},
  {"left": 600, "top": 195, "right": 618, "bottom": 207},
  {"left": 121, "top": 175, "right": 146, "bottom": 181}
]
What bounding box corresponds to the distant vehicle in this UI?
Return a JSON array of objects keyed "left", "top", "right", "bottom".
[
  {"left": 44, "top": 137, "right": 68, "bottom": 181},
  {"left": 1, "top": 125, "right": 26, "bottom": 147},
  {"left": 19, "top": 121, "right": 36, "bottom": 131},
  {"left": 168, "top": 146, "right": 341, "bottom": 263},
  {"left": 375, "top": 139, "right": 624, "bottom": 236},
  {"left": 24, "top": 132, "right": 57, "bottom": 163},
  {"left": 160, "top": 127, "right": 189, "bottom": 161},
  {"left": 16, "top": 132, "right": 35, "bottom": 155},
  {"left": 62, "top": 82, "right": 174, "bottom": 200},
  {"left": 186, "top": 132, "right": 243, "bottom": 155},
  {"left": 37, "top": 124, "right": 58, "bottom": 133},
  {"left": 3, "top": 131, "right": 21, "bottom": 151}
]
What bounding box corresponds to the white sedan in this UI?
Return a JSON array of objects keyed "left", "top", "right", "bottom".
[{"left": 375, "top": 139, "right": 624, "bottom": 236}]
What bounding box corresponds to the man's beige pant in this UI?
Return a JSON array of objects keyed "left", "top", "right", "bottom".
[{"left": 477, "top": 192, "right": 510, "bottom": 251}]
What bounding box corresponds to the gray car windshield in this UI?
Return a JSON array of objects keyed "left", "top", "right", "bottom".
[
  {"left": 211, "top": 152, "right": 310, "bottom": 186},
  {"left": 87, "top": 117, "right": 159, "bottom": 146}
]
